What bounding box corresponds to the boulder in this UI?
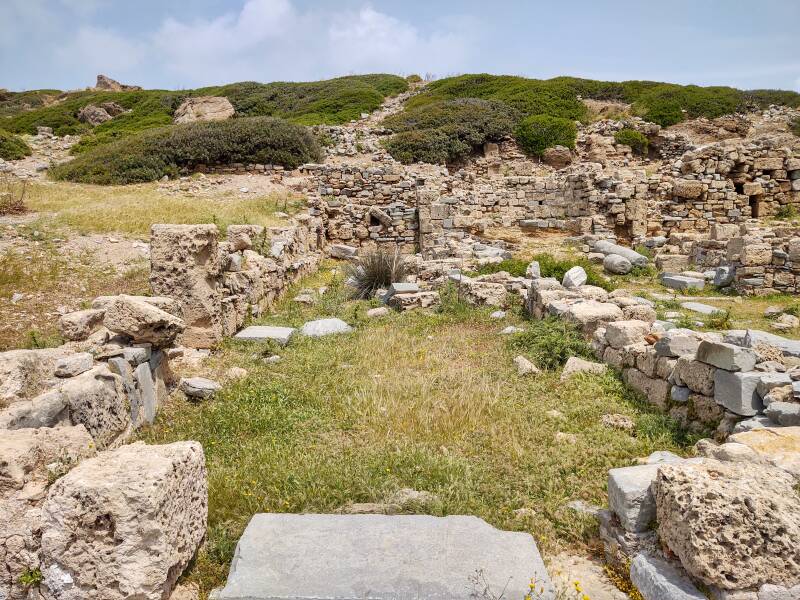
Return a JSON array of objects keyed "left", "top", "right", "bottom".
[
  {"left": 562, "top": 266, "right": 587, "bottom": 289},
  {"left": 714, "top": 370, "right": 763, "bottom": 416},
  {"left": 526, "top": 260, "right": 541, "bottom": 279},
  {"left": 77, "top": 104, "right": 113, "bottom": 126},
  {"left": 150, "top": 224, "right": 222, "bottom": 349},
  {"left": 604, "top": 254, "right": 633, "bottom": 275},
  {"left": 104, "top": 295, "right": 185, "bottom": 346},
  {"left": 173, "top": 96, "right": 235, "bottom": 124},
  {"left": 41, "top": 442, "right": 208, "bottom": 600},
  {"left": 654, "top": 459, "right": 800, "bottom": 590},
  {"left": 58, "top": 309, "right": 105, "bottom": 341},
  {"left": 300, "top": 318, "right": 353, "bottom": 338},
  {"left": 593, "top": 241, "right": 649, "bottom": 267},
  {"left": 513, "top": 355, "right": 540, "bottom": 376},
  {"left": 542, "top": 145, "right": 572, "bottom": 168},
  {"left": 729, "top": 427, "right": 800, "bottom": 477},
  {"left": 94, "top": 74, "right": 141, "bottom": 91},
  {"left": 367, "top": 307, "right": 390, "bottom": 318}
]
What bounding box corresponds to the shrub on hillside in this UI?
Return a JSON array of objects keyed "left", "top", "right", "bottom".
[
  {"left": 50, "top": 117, "right": 323, "bottom": 185},
  {"left": 345, "top": 248, "right": 409, "bottom": 299},
  {"left": 406, "top": 74, "right": 423, "bottom": 84},
  {"left": 632, "top": 84, "right": 741, "bottom": 126},
  {"left": 613, "top": 128, "right": 649, "bottom": 155},
  {"left": 515, "top": 115, "right": 577, "bottom": 157},
  {"left": 0, "top": 130, "right": 32, "bottom": 160},
  {"left": 383, "top": 98, "right": 518, "bottom": 164},
  {"left": 791, "top": 116, "right": 800, "bottom": 137},
  {"left": 508, "top": 317, "right": 594, "bottom": 370}
]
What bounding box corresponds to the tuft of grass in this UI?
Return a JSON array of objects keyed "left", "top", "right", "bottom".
[
  {"left": 18, "top": 567, "right": 43, "bottom": 588},
  {"left": 508, "top": 317, "right": 593, "bottom": 370},
  {"left": 776, "top": 204, "right": 798, "bottom": 220},
  {"left": 344, "top": 248, "right": 409, "bottom": 299}
]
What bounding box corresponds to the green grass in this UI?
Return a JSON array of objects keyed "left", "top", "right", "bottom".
[
  {"left": 50, "top": 117, "right": 323, "bottom": 185},
  {"left": 2, "top": 75, "right": 407, "bottom": 152},
  {"left": 141, "top": 265, "right": 697, "bottom": 597}
]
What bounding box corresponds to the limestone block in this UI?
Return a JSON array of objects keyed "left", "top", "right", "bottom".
[
  {"left": 740, "top": 243, "right": 773, "bottom": 266},
  {"left": 564, "top": 301, "right": 624, "bottom": 336},
  {"left": 696, "top": 341, "right": 757, "bottom": 372},
  {"left": 234, "top": 326, "right": 296, "bottom": 345},
  {"left": 630, "top": 554, "right": 705, "bottom": 600},
  {"left": 58, "top": 309, "right": 105, "bottom": 341},
  {"left": 673, "top": 180, "right": 705, "bottom": 199},
  {"left": 560, "top": 357, "right": 607, "bottom": 381},
  {"left": 103, "top": 295, "right": 185, "bottom": 346},
  {"left": 0, "top": 349, "right": 72, "bottom": 406},
  {"left": 608, "top": 464, "right": 662, "bottom": 532},
  {"left": 654, "top": 459, "right": 800, "bottom": 590},
  {"left": 672, "top": 355, "right": 715, "bottom": 396},
  {"left": 150, "top": 224, "right": 222, "bottom": 349},
  {"left": 714, "top": 370, "right": 763, "bottom": 416},
  {"left": 299, "top": 318, "right": 353, "bottom": 337},
  {"left": 605, "top": 320, "right": 650, "bottom": 349},
  {"left": 41, "top": 442, "right": 208, "bottom": 600},
  {"left": 623, "top": 368, "right": 670, "bottom": 408},
  {"left": 729, "top": 426, "right": 800, "bottom": 477}
]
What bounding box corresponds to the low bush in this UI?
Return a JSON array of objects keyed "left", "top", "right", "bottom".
[
  {"left": 533, "top": 253, "right": 613, "bottom": 290},
  {"left": 776, "top": 204, "right": 799, "bottom": 220},
  {"left": 345, "top": 248, "right": 409, "bottom": 299},
  {"left": 613, "top": 128, "right": 649, "bottom": 155},
  {"left": 383, "top": 99, "right": 518, "bottom": 164},
  {"left": 51, "top": 117, "right": 323, "bottom": 185},
  {"left": 508, "top": 317, "right": 594, "bottom": 370},
  {"left": 0, "top": 176, "right": 28, "bottom": 215},
  {"left": 0, "top": 130, "right": 32, "bottom": 160},
  {"left": 515, "top": 115, "right": 577, "bottom": 157},
  {"left": 406, "top": 74, "right": 423, "bottom": 84},
  {"left": 791, "top": 116, "right": 800, "bottom": 137}
]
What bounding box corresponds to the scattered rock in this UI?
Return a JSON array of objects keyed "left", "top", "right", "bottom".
[
  {"left": 54, "top": 353, "right": 94, "bottom": 378},
  {"left": 180, "top": 377, "right": 222, "bottom": 400},
  {"left": 513, "top": 355, "right": 540, "bottom": 376},
  {"left": 103, "top": 295, "right": 185, "bottom": 346},
  {"left": 560, "top": 356, "right": 607, "bottom": 380},
  {"left": 601, "top": 413, "right": 635, "bottom": 432},
  {"left": 300, "top": 318, "right": 353, "bottom": 337},
  {"left": 366, "top": 306, "right": 390, "bottom": 318},
  {"left": 562, "top": 266, "right": 588, "bottom": 289},
  {"left": 603, "top": 254, "right": 633, "bottom": 275}
]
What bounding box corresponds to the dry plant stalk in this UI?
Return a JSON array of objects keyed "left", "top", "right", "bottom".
[{"left": 0, "top": 175, "right": 28, "bottom": 216}]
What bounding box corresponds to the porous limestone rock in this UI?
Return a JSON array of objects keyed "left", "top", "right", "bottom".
[
  {"left": 103, "top": 295, "right": 185, "bottom": 346},
  {"left": 173, "top": 96, "right": 235, "bottom": 124},
  {"left": 513, "top": 355, "right": 540, "bottom": 376},
  {"left": 40, "top": 441, "right": 208, "bottom": 600},
  {"left": 560, "top": 356, "right": 607, "bottom": 380},
  {"left": 0, "top": 348, "right": 72, "bottom": 406},
  {"left": 58, "top": 309, "right": 105, "bottom": 341},
  {"left": 564, "top": 301, "right": 624, "bottom": 336},
  {"left": 654, "top": 459, "right": 800, "bottom": 590},
  {"left": 729, "top": 426, "right": 800, "bottom": 477},
  {"left": 605, "top": 320, "right": 650, "bottom": 349},
  {"left": 150, "top": 224, "right": 222, "bottom": 349}
]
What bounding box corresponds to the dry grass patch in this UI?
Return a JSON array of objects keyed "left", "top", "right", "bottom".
[
  {"left": 22, "top": 181, "right": 301, "bottom": 237},
  {"left": 142, "top": 265, "right": 697, "bottom": 598}
]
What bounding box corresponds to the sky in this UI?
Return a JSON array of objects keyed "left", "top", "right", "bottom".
[{"left": 2, "top": 0, "right": 799, "bottom": 93}]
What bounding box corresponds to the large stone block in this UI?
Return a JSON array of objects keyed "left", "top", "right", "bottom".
[
  {"left": 214, "top": 514, "right": 554, "bottom": 600},
  {"left": 0, "top": 349, "right": 73, "bottom": 407},
  {"left": 41, "top": 441, "right": 207, "bottom": 600},
  {"left": 672, "top": 355, "right": 715, "bottom": 396},
  {"left": 660, "top": 274, "right": 704, "bottom": 291},
  {"left": 696, "top": 340, "right": 757, "bottom": 372},
  {"left": 234, "top": 325, "right": 296, "bottom": 345},
  {"left": 714, "top": 370, "right": 763, "bottom": 416},
  {"left": 605, "top": 320, "right": 650, "bottom": 349},
  {"left": 608, "top": 464, "right": 662, "bottom": 532},
  {"left": 630, "top": 554, "right": 705, "bottom": 600},
  {"left": 654, "top": 459, "right": 800, "bottom": 590},
  {"left": 150, "top": 224, "right": 222, "bottom": 349},
  {"left": 624, "top": 368, "right": 670, "bottom": 408},
  {"left": 564, "top": 301, "right": 624, "bottom": 336},
  {"left": 103, "top": 295, "right": 185, "bottom": 346},
  {"left": 58, "top": 309, "right": 105, "bottom": 341},
  {"left": 729, "top": 426, "right": 800, "bottom": 477}
]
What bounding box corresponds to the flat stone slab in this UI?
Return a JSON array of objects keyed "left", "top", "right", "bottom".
[
  {"left": 679, "top": 301, "right": 723, "bottom": 316},
  {"left": 660, "top": 274, "right": 705, "bottom": 291},
  {"left": 215, "top": 514, "right": 555, "bottom": 600},
  {"left": 235, "top": 326, "right": 296, "bottom": 345}
]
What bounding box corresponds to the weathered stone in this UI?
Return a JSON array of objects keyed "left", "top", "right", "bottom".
[
  {"left": 680, "top": 301, "right": 723, "bottom": 316},
  {"left": 765, "top": 402, "right": 800, "bottom": 426},
  {"left": 696, "top": 340, "right": 757, "bottom": 372},
  {"left": 41, "top": 442, "right": 208, "bottom": 600},
  {"left": 173, "top": 96, "right": 235, "bottom": 124},
  {"left": 134, "top": 362, "right": 157, "bottom": 425},
  {"left": 593, "top": 241, "right": 649, "bottom": 267},
  {"left": 606, "top": 320, "right": 650, "bottom": 349},
  {"left": 562, "top": 266, "right": 587, "bottom": 288},
  {"left": 54, "top": 353, "right": 94, "bottom": 378},
  {"left": 757, "top": 373, "right": 793, "bottom": 398},
  {"left": 300, "top": 318, "right": 353, "bottom": 337},
  {"left": 58, "top": 309, "right": 105, "bottom": 341},
  {"left": 608, "top": 463, "right": 662, "bottom": 532},
  {"left": 654, "top": 331, "right": 700, "bottom": 358},
  {"left": 630, "top": 554, "right": 705, "bottom": 600},
  {"left": 560, "top": 356, "right": 607, "bottom": 380},
  {"left": 214, "top": 514, "right": 554, "bottom": 600},
  {"left": 329, "top": 244, "right": 357, "bottom": 259},
  {"left": 0, "top": 348, "right": 74, "bottom": 406},
  {"left": 180, "top": 377, "right": 222, "bottom": 400},
  {"left": 673, "top": 180, "right": 704, "bottom": 199},
  {"left": 661, "top": 274, "right": 705, "bottom": 291},
  {"left": 382, "top": 282, "right": 419, "bottom": 303},
  {"left": 729, "top": 426, "right": 800, "bottom": 477},
  {"left": 654, "top": 459, "right": 800, "bottom": 590},
  {"left": 714, "top": 370, "right": 763, "bottom": 416},
  {"left": 513, "top": 355, "right": 540, "bottom": 376},
  {"left": 366, "top": 307, "right": 390, "bottom": 318},
  {"left": 564, "top": 301, "right": 624, "bottom": 336},
  {"left": 150, "top": 224, "right": 222, "bottom": 349},
  {"left": 104, "top": 295, "right": 185, "bottom": 346},
  {"left": 624, "top": 368, "right": 670, "bottom": 408},
  {"left": 672, "top": 355, "right": 715, "bottom": 396},
  {"left": 235, "top": 325, "right": 296, "bottom": 345}
]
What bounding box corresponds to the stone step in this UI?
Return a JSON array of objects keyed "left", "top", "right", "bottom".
[{"left": 213, "top": 514, "right": 555, "bottom": 600}]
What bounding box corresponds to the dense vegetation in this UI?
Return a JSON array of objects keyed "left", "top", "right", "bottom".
[
  {"left": 791, "top": 116, "right": 800, "bottom": 137},
  {"left": 613, "top": 128, "right": 649, "bottom": 155},
  {"left": 383, "top": 74, "right": 800, "bottom": 163},
  {"left": 515, "top": 115, "right": 576, "bottom": 157},
  {"left": 51, "top": 117, "right": 323, "bottom": 185},
  {"left": 0, "top": 130, "right": 32, "bottom": 160},
  {"left": 1, "top": 75, "right": 407, "bottom": 153},
  {"left": 383, "top": 99, "right": 518, "bottom": 164},
  {"left": 0, "top": 88, "right": 62, "bottom": 118}
]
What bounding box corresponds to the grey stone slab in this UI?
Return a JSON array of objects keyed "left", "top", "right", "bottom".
[
  {"left": 654, "top": 330, "right": 699, "bottom": 358},
  {"left": 764, "top": 402, "right": 800, "bottom": 426},
  {"left": 235, "top": 326, "right": 296, "bottom": 345},
  {"left": 216, "top": 514, "right": 555, "bottom": 600},
  {"left": 134, "top": 362, "right": 156, "bottom": 424},
  {"left": 108, "top": 357, "right": 141, "bottom": 427},
  {"left": 54, "top": 353, "right": 94, "bottom": 378},
  {"left": 696, "top": 340, "right": 757, "bottom": 372},
  {"left": 383, "top": 282, "right": 420, "bottom": 303},
  {"left": 680, "top": 302, "right": 723, "bottom": 316},
  {"left": 630, "top": 554, "right": 705, "bottom": 600},
  {"left": 608, "top": 464, "right": 661, "bottom": 532},
  {"left": 756, "top": 372, "right": 792, "bottom": 399},
  {"left": 593, "top": 240, "right": 649, "bottom": 267},
  {"left": 300, "top": 318, "right": 353, "bottom": 338},
  {"left": 660, "top": 274, "right": 705, "bottom": 291},
  {"left": 180, "top": 377, "right": 222, "bottom": 400},
  {"left": 743, "top": 330, "right": 800, "bottom": 358},
  {"left": 714, "top": 370, "right": 764, "bottom": 416},
  {"left": 713, "top": 266, "right": 735, "bottom": 287}
]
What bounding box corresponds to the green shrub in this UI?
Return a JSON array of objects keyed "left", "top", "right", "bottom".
[
  {"left": 383, "top": 98, "right": 517, "bottom": 164},
  {"left": 0, "top": 130, "right": 32, "bottom": 160},
  {"left": 613, "top": 128, "right": 649, "bottom": 155},
  {"left": 791, "top": 117, "right": 800, "bottom": 137},
  {"left": 345, "top": 248, "right": 409, "bottom": 299},
  {"left": 406, "top": 74, "right": 423, "bottom": 84},
  {"left": 776, "top": 204, "right": 799, "bottom": 220},
  {"left": 631, "top": 84, "right": 741, "bottom": 126},
  {"left": 508, "top": 317, "right": 594, "bottom": 370},
  {"left": 515, "top": 115, "right": 577, "bottom": 157},
  {"left": 51, "top": 117, "right": 323, "bottom": 185}
]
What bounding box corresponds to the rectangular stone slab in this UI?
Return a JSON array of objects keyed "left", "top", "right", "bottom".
[
  {"left": 234, "top": 326, "right": 296, "bottom": 345},
  {"left": 215, "top": 514, "right": 555, "bottom": 600}
]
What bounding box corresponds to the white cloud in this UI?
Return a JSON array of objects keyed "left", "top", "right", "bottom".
[{"left": 56, "top": 26, "right": 146, "bottom": 84}]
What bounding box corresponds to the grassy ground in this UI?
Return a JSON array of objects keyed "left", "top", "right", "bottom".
[
  {"left": 21, "top": 180, "right": 301, "bottom": 237},
  {"left": 142, "top": 265, "right": 697, "bottom": 598}
]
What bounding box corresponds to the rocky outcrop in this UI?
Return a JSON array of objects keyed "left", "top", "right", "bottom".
[
  {"left": 173, "top": 96, "right": 235, "bottom": 124},
  {"left": 40, "top": 441, "right": 207, "bottom": 600},
  {"left": 94, "top": 74, "right": 141, "bottom": 91},
  {"left": 654, "top": 459, "right": 800, "bottom": 590}
]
